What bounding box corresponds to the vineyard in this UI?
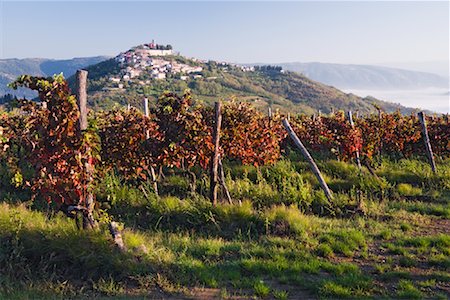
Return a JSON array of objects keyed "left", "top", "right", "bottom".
[{"left": 1, "top": 75, "right": 449, "bottom": 299}]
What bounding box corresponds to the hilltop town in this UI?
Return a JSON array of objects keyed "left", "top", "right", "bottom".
[
  {"left": 111, "top": 41, "right": 201, "bottom": 87},
  {"left": 109, "top": 41, "right": 255, "bottom": 88}
]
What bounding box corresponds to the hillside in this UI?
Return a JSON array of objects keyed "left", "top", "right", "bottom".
[
  {"left": 0, "top": 56, "right": 109, "bottom": 98},
  {"left": 276, "top": 62, "right": 449, "bottom": 90},
  {"left": 75, "top": 45, "right": 415, "bottom": 114},
  {"left": 1, "top": 45, "right": 421, "bottom": 114}
]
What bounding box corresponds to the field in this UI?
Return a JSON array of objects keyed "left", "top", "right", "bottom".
[
  {"left": 1, "top": 157, "right": 449, "bottom": 299},
  {"left": 0, "top": 75, "right": 449, "bottom": 299}
]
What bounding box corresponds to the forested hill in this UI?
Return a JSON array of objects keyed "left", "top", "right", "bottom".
[{"left": 76, "top": 53, "right": 416, "bottom": 114}]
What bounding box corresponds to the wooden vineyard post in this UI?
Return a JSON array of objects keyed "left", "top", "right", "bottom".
[
  {"left": 418, "top": 112, "right": 437, "bottom": 173},
  {"left": 348, "top": 111, "right": 363, "bottom": 210},
  {"left": 75, "top": 70, "right": 96, "bottom": 229},
  {"left": 143, "top": 98, "right": 158, "bottom": 195},
  {"left": 144, "top": 98, "right": 149, "bottom": 129},
  {"left": 144, "top": 97, "right": 150, "bottom": 139},
  {"left": 76, "top": 70, "right": 88, "bottom": 131},
  {"left": 347, "top": 111, "right": 362, "bottom": 171},
  {"left": 149, "top": 166, "right": 158, "bottom": 195},
  {"left": 210, "top": 102, "right": 222, "bottom": 206},
  {"left": 377, "top": 108, "right": 383, "bottom": 162},
  {"left": 109, "top": 222, "right": 127, "bottom": 252},
  {"left": 282, "top": 119, "right": 334, "bottom": 202},
  {"left": 268, "top": 106, "right": 272, "bottom": 127},
  {"left": 218, "top": 155, "right": 233, "bottom": 204}
]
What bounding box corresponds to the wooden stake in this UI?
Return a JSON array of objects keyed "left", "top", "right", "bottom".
[
  {"left": 363, "top": 160, "right": 379, "bottom": 179},
  {"left": 347, "top": 111, "right": 362, "bottom": 170},
  {"left": 76, "top": 70, "right": 88, "bottom": 131},
  {"left": 143, "top": 98, "right": 158, "bottom": 194},
  {"left": 150, "top": 166, "right": 158, "bottom": 195},
  {"left": 75, "top": 69, "right": 96, "bottom": 229},
  {"left": 144, "top": 98, "right": 149, "bottom": 116},
  {"left": 283, "top": 119, "right": 333, "bottom": 202},
  {"left": 210, "top": 102, "right": 222, "bottom": 206},
  {"left": 418, "top": 112, "right": 437, "bottom": 173},
  {"left": 109, "top": 221, "right": 127, "bottom": 252},
  {"left": 143, "top": 98, "right": 150, "bottom": 139},
  {"left": 218, "top": 156, "right": 232, "bottom": 204}
]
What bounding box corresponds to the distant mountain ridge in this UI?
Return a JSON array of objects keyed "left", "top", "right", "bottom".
[
  {"left": 273, "top": 62, "right": 449, "bottom": 90},
  {"left": 0, "top": 56, "right": 109, "bottom": 98}
]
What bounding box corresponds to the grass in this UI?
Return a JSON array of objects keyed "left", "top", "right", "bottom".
[
  {"left": 318, "top": 229, "right": 367, "bottom": 257},
  {"left": 397, "top": 183, "right": 423, "bottom": 197},
  {"left": 1, "top": 157, "right": 449, "bottom": 299},
  {"left": 319, "top": 281, "right": 352, "bottom": 298},
  {"left": 273, "top": 289, "right": 289, "bottom": 300},
  {"left": 396, "top": 280, "right": 423, "bottom": 299},
  {"left": 253, "top": 280, "right": 271, "bottom": 297},
  {"left": 389, "top": 201, "right": 450, "bottom": 218},
  {"left": 316, "top": 243, "right": 334, "bottom": 258}
]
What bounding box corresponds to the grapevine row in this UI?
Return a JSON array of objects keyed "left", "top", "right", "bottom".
[{"left": 1, "top": 76, "right": 449, "bottom": 208}]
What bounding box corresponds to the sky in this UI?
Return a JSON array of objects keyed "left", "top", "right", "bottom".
[{"left": 0, "top": 0, "right": 449, "bottom": 67}]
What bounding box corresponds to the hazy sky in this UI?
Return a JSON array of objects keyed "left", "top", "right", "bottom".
[{"left": 0, "top": 1, "right": 449, "bottom": 65}]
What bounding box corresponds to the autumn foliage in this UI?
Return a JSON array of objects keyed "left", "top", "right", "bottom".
[
  {"left": 287, "top": 112, "right": 363, "bottom": 161},
  {"left": 1, "top": 77, "right": 449, "bottom": 207},
  {"left": 155, "top": 91, "right": 213, "bottom": 170},
  {"left": 219, "top": 102, "right": 285, "bottom": 166},
  {"left": 97, "top": 108, "right": 159, "bottom": 181},
  {"left": 2, "top": 75, "right": 99, "bottom": 208}
]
